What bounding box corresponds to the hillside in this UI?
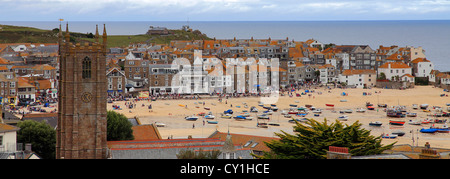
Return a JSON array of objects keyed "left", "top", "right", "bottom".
[{"left": 0, "top": 24, "right": 211, "bottom": 48}]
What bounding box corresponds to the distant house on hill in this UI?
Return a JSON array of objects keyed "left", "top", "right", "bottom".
[{"left": 146, "top": 26, "right": 169, "bottom": 35}]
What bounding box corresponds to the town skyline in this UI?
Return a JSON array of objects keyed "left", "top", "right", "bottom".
[{"left": 2, "top": 0, "right": 450, "bottom": 21}]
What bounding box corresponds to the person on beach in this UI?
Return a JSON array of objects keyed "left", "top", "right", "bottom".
[{"left": 425, "top": 142, "right": 431, "bottom": 149}]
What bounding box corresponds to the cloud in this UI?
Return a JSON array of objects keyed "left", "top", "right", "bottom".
[{"left": 1, "top": 0, "right": 450, "bottom": 20}]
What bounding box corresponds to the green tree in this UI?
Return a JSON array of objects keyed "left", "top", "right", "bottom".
[
  {"left": 107, "top": 110, "right": 134, "bottom": 141},
  {"left": 17, "top": 120, "right": 56, "bottom": 159},
  {"left": 176, "top": 149, "right": 222, "bottom": 159},
  {"left": 256, "top": 118, "right": 395, "bottom": 159},
  {"left": 378, "top": 72, "right": 386, "bottom": 80}
]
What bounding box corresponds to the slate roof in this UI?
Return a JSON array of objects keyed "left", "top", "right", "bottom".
[{"left": 107, "top": 138, "right": 253, "bottom": 159}]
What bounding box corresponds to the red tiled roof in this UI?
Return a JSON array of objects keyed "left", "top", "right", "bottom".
[
  {"left": 378, "top": 62, "right": 410, "bottom": 69},
  {"left": 410, "top": 58, "right": 431, "bottom": 63},
  {"left": 131, "top": 124, "right": 161, "bottom": 140}
]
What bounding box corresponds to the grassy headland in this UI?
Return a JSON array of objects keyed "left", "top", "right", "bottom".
[{"left": 0, "top": 24, "right": 211, "bottom": 48}]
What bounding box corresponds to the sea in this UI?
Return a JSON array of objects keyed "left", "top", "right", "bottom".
[{"left": 1, "top": 20, "right": 449, "bottom": 71}]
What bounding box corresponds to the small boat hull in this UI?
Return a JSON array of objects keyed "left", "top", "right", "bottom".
[
  {"left": 325, "top": 104, "right": 335, "bottom": 107},
  {"left": 389, "top": 120, "right": 405, "bottom": 126},
  {"left": 207, "top": 120, "right": 218, "bottom": 124},
  {"left": 420, "top": 128, "right": 438, "bottom": 133},
  {"left": 369, "top": 122, "right": 382, "bottom": 126}
]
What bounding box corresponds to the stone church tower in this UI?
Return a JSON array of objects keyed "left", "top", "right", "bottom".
[{"left": 56, "top": 24, "right": 108, "bottom": 159}]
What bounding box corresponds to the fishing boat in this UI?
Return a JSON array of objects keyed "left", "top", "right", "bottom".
[
  {"left": 271, "top": 106, "right": 279, "bottom": 111},
  {"left": 326, "top": 104, "right": 335, "bottom": 107},
  {"left": 185, "top": 116, "right": 199, "bottom": 121},
  {"left": 250, "top": 106, "right": 259, "bottom": 113},
  {"left": 369, "top": 121, "right": 382, "bottom": 126},
  {"left": 205, "top": 115, "right": 215, "bottom": 119},
  {"left": 296, "top": 112, "right": 307, "bottom": 117},
  {"left": 263, "top": 110, "right": 274, "bottom": 115},
  {"left": 420, "top": 128, "right": 438, "bottom": 133},
  {"left": 284, "top": 114, "right": 292, "bottom": 118},
  {"left": 381, "top": 134, "right": 398, "bottom": 139},
  {"left": 289, "top": 104, "right": 298, "bottom": 107},
  {"left": 257, "top": 122, "right": 268, "bottom": 128},
  {"left": 289, "top": 118, "right": 308, "bottom": 123},
  {"left": 389, "top": 120, "right": 405, "bottom": 126},
  {"left": 340, "top": 99, "right": 347, "bottom": 102},
  {"left": 239, "top": 112, "right": 251, "bottom": 117},
  {"left": 207, "top": 120, "right": 219, "bottom": 124},
  {"left": 344, "top": 109, "right": 353, "bottom": 113},
  {"left": 392, "top": 130, "right": 405, "bottom": 136},
  {"left": 268, "top": 122, "right": 280, "bottom": 126},
  {"left": 288, "top": 110, "right": 299, "bottom": 114},
  {"left": 420, "top": 104, "right": 429, "bottom": 109},
  {"left": 378, "top": 104, "right": 387, "bottom": 108},
  {"left": 178, "top": 104, "right": 185, "bottom": 107},
  {"left": 412, "top": 104, "right": 418, "bottom": 109},
  {"left": 406, "top": 112, "right": 417, "bottom": 117},
  {"left": 262, "top": 106, "right": 271, "bottom": 110},
  {"left": 431, "top": 124, "right": 450, "bottom": 133},
  {"left": 244, "top": 116, "right": 254, "bottom": 120},
  {"left": 234, "top": 115, "right": 246, "bottom": 121},
  {"left": 155, "top": 122, "right": 166, "bottom": 127},
  {"left": 204, "top": 107, "right": 210, "bottom": 110},
  {"left": 386, "top": 109, "right": 405, "bottom": 118},
  {"left": 338, "top": 115, "right": 348, "bottom": 121},
  {"left": 408, "top": 120, "right": 422, "bottom": 125},
  {"left": 421, "top": 118, "right": 433, "bottom": 124},
  {"left": 221, "top": 113, "right": 232, "bottom": 119},
  {"left": 356, "top": 108, "right": 366, "bottom": 113},
  {"left": 367, "top": 106, "right": 375, "bottom": 110},
  {"left": 224, "top": 109, "right": 233, "bottom": 114},
  {"left": 257, "top": 114, "right": 270, "bottom": 119},
  {"left": 312, "top": 109, "right": 322, "bottom": 113}
]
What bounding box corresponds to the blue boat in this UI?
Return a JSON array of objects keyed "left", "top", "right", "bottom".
[
  {"left": 233, "top": 115, "right": 246, "bottom": 120},
  {"left": 420, "top": 128, "right": 439, "bottom": 133},
  {"left": 207, "top": 120, "right": 218, "bottom": 124},
  {"left": 224, "top": 109, "right": 233, "bottom": 114},
  {"left": 185, "top": 116, "right": 199, "bottom": 121}
]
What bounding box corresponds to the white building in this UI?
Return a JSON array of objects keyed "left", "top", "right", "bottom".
[
  {"left": 339, "top": 69, "right": 376, "bottom": 88},
  {"left": 377, "top": 62, "right": 412, "bottom": 81},
  {"left": 410, "top": 58, "right": 433, "bottom": 79}
]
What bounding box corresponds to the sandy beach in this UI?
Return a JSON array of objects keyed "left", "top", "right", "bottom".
[{"left": 107, "top": 86, "right": 450, "bottom": 148}]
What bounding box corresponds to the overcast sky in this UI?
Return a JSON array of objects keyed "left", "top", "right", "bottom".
[{"left": 2, "top": 0, "right": 450, "bottom": 21}]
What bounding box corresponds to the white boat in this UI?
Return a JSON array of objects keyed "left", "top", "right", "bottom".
[
  {"left": 338, "top": 115, "right": 348, "bottom": 121},
  {"left": 406, "top": 112, "right": 417, "bottom": 117},
  {"left": 221, "top": 113, "right": 232, "bottom": 119},
  {"left": 257, "top": 114, "right": 270, "bottom": 119},
  {"left": 155, "top": 122, "right": 166, "bottom": 127},
  {"left": 412, "top": 104, "right": 418, "bottom": 109},
  {"left": 356, "top": 108, "right": 366, "bottom": 113},
  {"left": 205, "top": 115, "right": 215, "bottom": 119},
  {"left": 408, "top": 120, "right": 422, "bottom": 125},
  {"left": 185, "top": 116, "right": 199, "bottom": 121},
  {"left": 344, "top": 109, "right": 353, "bottom": 113},
  {"left": 263, "top": 110, "right": 274, "bottom": 115},
  {"left": 312, "top": 109, "right": 322, "bottom": 113},
  {"left": 369, "top": 121, "right": 382, "bottom": 126},
  {"left": 244, "top": 116, "right": 254, "bottom": 120},
  {"left": 420, "top": 104, "right": 429, "bottom": 109},
  {"left": 381, "top": 134, "right": 398, "bottom": 139},
  {"left": 240, "top": 112, "right": 251, "bottom": 117}
]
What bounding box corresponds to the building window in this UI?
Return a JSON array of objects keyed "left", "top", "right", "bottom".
[{"left": 82, "top": 56, "right": 92, "bottom": 79}]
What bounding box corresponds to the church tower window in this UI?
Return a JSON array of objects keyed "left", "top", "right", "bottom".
[{"left": 82, "top": 56, "right": 92, "bottom": 79}]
